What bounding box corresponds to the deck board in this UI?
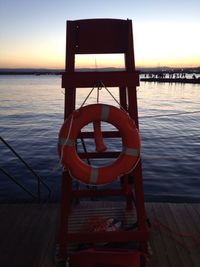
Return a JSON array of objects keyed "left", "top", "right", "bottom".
[
  {"left": 146, "top": 203, "right": 170, "bottom": 267},
  {"left": 0, "top": 204, "right": 58, "bottom": 267},
  {"left": 153, "top": 203, "right": 183, "bottom": 266},
  {"left": 0, "top": 202, "right": 200, "bottom": 267},
  {"left": 169, "top": 203, "right": 198, "bottom": 266},
  {"left": 161, "top": 203, "right": 193, "bottom": 266}
]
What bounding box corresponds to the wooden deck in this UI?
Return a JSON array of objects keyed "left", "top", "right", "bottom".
[{"left": 0, "top": 203, "right": 199, "bottom": 267}]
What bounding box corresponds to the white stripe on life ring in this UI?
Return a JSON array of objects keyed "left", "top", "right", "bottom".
[
  {"left": 90, "top": 167, "right": 99, "bottom": 184},
  {"left": 101, "top": 105, "right": 110, "bottom": 121},
  {"left": 123, "top": 147, "right": 140, "bottom": 156},
  {"left": 58, "top": 138, "right": 75, "bottom": 146}
]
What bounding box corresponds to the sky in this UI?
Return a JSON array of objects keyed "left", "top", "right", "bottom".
[{"left": 0, "top": 0, "right": 200, "bottom": 69}]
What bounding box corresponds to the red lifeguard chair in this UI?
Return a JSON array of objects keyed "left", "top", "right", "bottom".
[{"left": 57, "top": 19, "right": 149, "bottom": 266}]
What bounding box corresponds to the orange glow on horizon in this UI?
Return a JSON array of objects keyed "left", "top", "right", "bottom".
[
  {"left": 1, "top": 51, "right": 199, "bottom": 70},
  {"left": 75, "top": 54, "right": 125, "bottom": 69},
  {"left": 1, "top": 56, "right": 199, "bottom": 70}
]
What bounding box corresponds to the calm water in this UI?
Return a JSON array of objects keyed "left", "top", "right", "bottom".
[{"left": 0, "top": 75, "right": 200, "bottom": 202}]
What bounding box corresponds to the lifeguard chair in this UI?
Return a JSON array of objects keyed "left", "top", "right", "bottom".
[{"left": 57, "top": 19, "right": 149, "bottom": 266}]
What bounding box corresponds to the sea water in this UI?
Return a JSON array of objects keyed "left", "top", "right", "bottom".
[{"left": 0, "top": 75, "right": 200, "bottom": 202}]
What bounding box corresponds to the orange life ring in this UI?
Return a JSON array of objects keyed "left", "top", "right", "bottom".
[{"left": 58, "top": 104, "right": 140, "bottom": 185}]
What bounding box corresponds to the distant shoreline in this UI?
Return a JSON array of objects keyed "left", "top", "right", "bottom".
[
  {"left": 0, "top": 70, "right": 63, "bottom": 76},
  {"left": 1, "top": 70, "right": 200, "bottom": 84},
  {"left": 0, "top": 66, "right": 200, "bottom": 76},
  {"left": 0, "top": 72, "right": 63, "bottom": 76}
]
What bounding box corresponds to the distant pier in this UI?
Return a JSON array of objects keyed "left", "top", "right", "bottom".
[
  {"left": 140, "top": 77, "right": 200, "bottom": 84},
  {"left": 140, "top": 70, "right": 200, "bottom": 84}
]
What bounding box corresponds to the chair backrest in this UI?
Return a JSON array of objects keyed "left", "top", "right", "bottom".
[{"left": 65, "top": 19, "right": 135, "bottom": 71}]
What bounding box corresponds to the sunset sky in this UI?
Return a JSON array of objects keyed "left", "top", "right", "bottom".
[{"left": 0, "top": 0, "right": 200, "bottom": 69}]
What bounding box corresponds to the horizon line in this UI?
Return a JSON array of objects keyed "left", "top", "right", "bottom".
[{"left": 0, "top": 66, "right": 200, "bottom": 71}]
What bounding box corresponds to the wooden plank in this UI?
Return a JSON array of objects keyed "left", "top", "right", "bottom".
[
  {"left": 0, "top": 204, "right": 32, "bottom": 267},
  {"left": 62, "top": 71, "right": 139, "bottom": 88},
  {"left": 157, "top": 203, "right": 183, "bottom": 266},
  {"left": 0, "top": 204, "right": 59, "bottom": 267},
  {"left": 169, "top": 203, "right": 197, "bottom": 266},
  {"left": 5, "top": 204, "right": 49, "bottom": 267},
  {"left": 187, "top": 203, "right": 200, "bottom": 219},
  {"left": 192, "top": 203, "right": 200, "bottom": 216},
  {"left": 69, "top": 19, "right": 129, "bottom": 54},
  {"left": 19, "top": 205, "right": 46, "bottom": 267},
  {"left": 160, "top": 203, "right": 189, "bottom": 266},
  {"left": 182, "top": 204, "right": 200, "bottom": 266},
  {"left": 25, "top": 204, "right": 57, "bottom": 267},
  {"left": 145, "top": 203, "right": 160, "bottom": 267},
  {"left": 0, "top": 204, "right": 18, "bottom": 246},
  {"left": 146, "top": 203, "right": 170, "bottom": 267},
  {"left": 79, "top": 130, "right": 121, "bottom": 139},
  {"left": 38, "top": 204, "right": 59, "bottom": 267},
  {"left": 78, "top": 151, "right": 120, "bottom": 159}
]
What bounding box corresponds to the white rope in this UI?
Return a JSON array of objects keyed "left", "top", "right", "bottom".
[
  {"left": 141, "top": 110, "right": 200, "bottom": 119},
  {"left": 60, "top": 114, "right": 74, "bottom": 162},
  {"left": 53, "top": 114, "right": 74, "bottom": 171},
  {"left": 99, "top": 81, "right": 128, "bottom": 114},
  {"left": 80, "top": 86, "right": 96, "bottom": 107}
]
